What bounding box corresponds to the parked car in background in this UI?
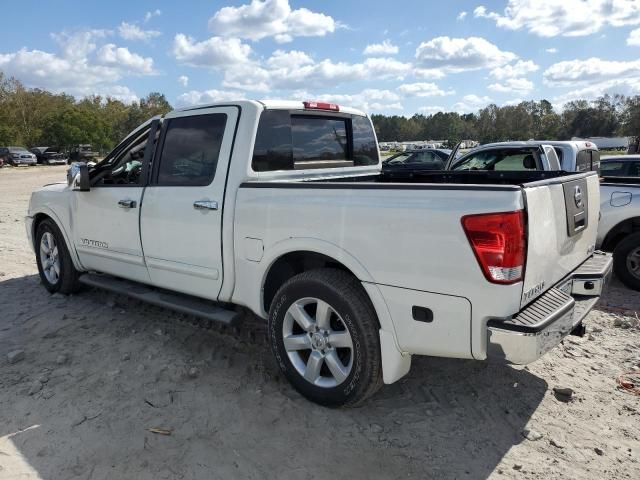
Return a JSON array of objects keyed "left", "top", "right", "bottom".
[
  {"left": 69, "top": 144, "right": 99, "bottom": 164},
  {"left": 27, "top": 99, "right": 610, "bottom": 406},
  {"left": 3, "top": 146, "right": 37, "bottom": 166},
  {"left": 0, "top": 147, "right": 9, "bottom": 167},
  {"left": 448, "top": 143, "right": 561, "bottom": 171},
  {"left": 30, "top": 146, "right": 68, "bottom": 165},
  {"left": 448, "top": 141, "right": 599, "bottom": 173},
  {"left": 600, "top": 155, "right": 640, "bottom": 177},
  {"left": 597, "top": 175, "right": 640, "bottom": 290},
  {"left": 382, "top": 149, "right": 450, "bottom": 175}
]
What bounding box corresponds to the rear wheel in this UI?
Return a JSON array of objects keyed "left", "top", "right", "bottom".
[
  {"left": 613, "top": 232, "right": 640, "bottom": 291},
  {"left": 268, "top": 268, "right": 382, "bottom": 407},
  {"left": 35, "top": 219, "right": 82, "bottom": 294}
]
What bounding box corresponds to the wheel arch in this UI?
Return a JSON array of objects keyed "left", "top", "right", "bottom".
[
  {"left": 259, "top": 239, "right": 409, "bottom": 384},
  {"left": 602, "top": 216, "right": 640, "bottom": 252},
  {"left": 31, "top": 209, "right": 83, "bottom": 271}
]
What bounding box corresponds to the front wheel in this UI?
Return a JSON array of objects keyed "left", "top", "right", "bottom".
[
  {"left": 268, "top": 269, "right": 382, "bottom": 407},
  {"left": 35, "top": 219, "right": 82, "bottom": 294}
]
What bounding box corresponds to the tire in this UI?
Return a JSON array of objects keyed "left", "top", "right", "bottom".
[
  {"left": 268, "top": 268, "right": 382, "bottom": 407},
  {"left": 35, "top": 218, "right": 82, "bottom": 294},
  {"left": 613, "top": 232, "right": 640, "bottom": 291}
]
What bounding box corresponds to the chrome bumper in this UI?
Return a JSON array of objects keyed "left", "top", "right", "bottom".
[{"left": 487, "top": 252, "right": 613, "bottom": 364}]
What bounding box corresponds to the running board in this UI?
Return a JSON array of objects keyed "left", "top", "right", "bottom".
[{"left": 78, "top": 273, "right": 240, "bottom": 325}]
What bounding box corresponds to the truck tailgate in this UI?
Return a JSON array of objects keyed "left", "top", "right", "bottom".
[{"left": 520, "top": 173, "right": 600, "bottom": 308}]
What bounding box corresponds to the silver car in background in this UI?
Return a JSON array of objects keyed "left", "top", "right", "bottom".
[{"left": 6, "top": 146, "right": 37, "bottom": 166}]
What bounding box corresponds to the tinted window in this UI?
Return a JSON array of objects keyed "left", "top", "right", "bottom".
[
  {"left": 251, "top": 111, "right": 379, "bottom": 171},
  {"left": 351, "top": 115, "right": 378, "bottom": 166},
  {"left": 157, "top": 114, "right": 227, "bottom": 186},
  {"left": 576, "top": 151, "right": 591, "bottom": 172},
  {"left": 291, "top": 116, "right": 350, "bottom": 169},
  {"left": 600, "top": 161, "right": 626, "bottom": 175},
  {"left": 629, "top": 162, "right": 640, "bottom": 176},
  {"left": 252, "top": 110, "right": 293, "bottom": 172}
]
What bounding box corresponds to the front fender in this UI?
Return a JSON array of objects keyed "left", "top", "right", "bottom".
[{"left": 30, "top": 206, "right": 84, "bottom": 272}]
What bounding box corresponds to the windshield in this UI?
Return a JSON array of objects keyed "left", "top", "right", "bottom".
[{"left": 451, "top": 148, "right": 539, "bottom": 171}]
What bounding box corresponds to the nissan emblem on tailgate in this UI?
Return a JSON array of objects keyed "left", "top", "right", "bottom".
[{"left": 574, "top": 185, "right": 583, "bottom": 209}]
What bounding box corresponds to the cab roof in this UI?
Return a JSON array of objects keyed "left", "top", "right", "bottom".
[{"left": 175, "top": 99, "right": 367, "bottom": 117}]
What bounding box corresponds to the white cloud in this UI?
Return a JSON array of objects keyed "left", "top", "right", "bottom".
[
  {"left": 543, "top": 57, "right": 640, "bottom": 87},
  {"left": 208, "top": 0, "right": 335, "bottom": 43},
  {"left": 172, "top": 34, "right": 252, "bottom": 66},
  {"left": 51, "top": 29, "right": 111, "bottom": 61},
  {"left": 266, "top": 49, "right": 313, "bottom": 69},
  {"left": 546, "top": 47, "right": 558, "bottom": 53},
  {"left": 415, "top": 36, "right": 517, "bottom": 72},
  {"left": 628, "top": 27, "right": 640, "bottom": 46},
  {"left": 144, "top": 9, "right": 162, "bottom": 22},
  {"left": 414, "top": 68, "right": 446, "bottom": 80},
  {"left": 474, "top": 0, "right": 640, "bottom": 37},
  {"left": 418, "top": 105, "right": 447, "bottom": 114},
  {"left": 503, "top": 98, "right": 524, "bottom": 106},
  {"left": 490, "top": 59, "right": 539, "bottom": 79},
  {"left": 0, "top": 30, "right": 153, "bottom": 99},
  {"left": 176, "top": 89, "right": 246, "bottom": 107},
  {"left": 178, "top": 75, "right": 189, "bottom": 87},
  {"left": 552, "top": 78, "right": 640, "bottom": 108},
  {"left": 295, "top": 89, "right": 403, "bottom": 113},
  {"left": 221, "top": 52, "right": 412, "bottom": 92},
  {"left": 457, "top": 11, "right": 468, "bottom": 21},
  {"left": 363, "top": 40, "right": 399, "bottom": 56},
  {"left": 96, "top": 44, "right": 155, "bottom": 74},
  {"left": 453, "top": 94, "right": 492, "bottom": 113},
  {"left": 488, "top": 77, "right": 535, "bottom": 93},
  {"left": 118, "top": 22, "right": 161, "bottom": 41},
  {"left": 397, "top": 82, "right": 454, "bottom": 97}
]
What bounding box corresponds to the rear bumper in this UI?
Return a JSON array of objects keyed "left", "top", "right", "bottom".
[{"left": 486, "top": 252, "right": 612, "bottom": 364}]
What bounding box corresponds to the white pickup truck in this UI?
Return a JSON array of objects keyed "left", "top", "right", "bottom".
[{"left": 26, "top": 100, "right": 612, "bottom": 406}]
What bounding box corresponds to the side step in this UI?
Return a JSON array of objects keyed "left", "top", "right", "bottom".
[{"left": 79, "top": 273, "right": 240, "bottom": 325}]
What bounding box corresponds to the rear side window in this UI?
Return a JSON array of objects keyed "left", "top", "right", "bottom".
[
  {"left": 576, "top": 150, "right": 600, "bottom": 172},
  {"left": 156, "top": 114, "right": 227, "bottom": 186},
  {"left": 251, "top": 110, "right": 378, "bottom": 171}
]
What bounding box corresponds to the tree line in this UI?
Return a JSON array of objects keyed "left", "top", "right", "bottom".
[
  {"left": 0, "top": 71, "right": 172, "bottom": 153},
  {"left": 1, "top": 69, "right": 639, "bottom": 153},
  {"left": 372, "top": 96, "right": 640, "bottom": 149}
]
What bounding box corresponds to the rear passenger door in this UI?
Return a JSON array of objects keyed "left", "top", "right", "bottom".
[{"left": 140, "top": 106, "right": 239, "bottom": 300}]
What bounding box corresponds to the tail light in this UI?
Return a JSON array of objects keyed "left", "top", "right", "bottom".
[{"left": 461, "top": 210, "right": 526, "bottom": 284}]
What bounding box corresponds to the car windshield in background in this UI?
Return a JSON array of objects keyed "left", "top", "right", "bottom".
[
  {"left": 451, "top": 149, "right": 538, "bottom": 171},
  {"left": 384, "top": 150, "right": 449, "bottom": 168}
]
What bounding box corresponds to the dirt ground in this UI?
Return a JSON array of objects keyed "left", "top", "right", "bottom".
[{"left": 1, "top": 166, "right": 639, "bottom": 480}]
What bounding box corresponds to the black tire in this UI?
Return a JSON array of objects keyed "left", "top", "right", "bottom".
[
  {"left": 613, "top": 232, "right": 640, "bottom": 291},
  {"left": 268, "top": 268, "right": 382, "bottom": 407},
  {"left": 35, "top": 218, "right": 82, "bottom": 294}
]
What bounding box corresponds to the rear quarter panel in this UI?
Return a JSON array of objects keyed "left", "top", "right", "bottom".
[{"left": 232, "top": 183, "right": 526, "bottom": 360}]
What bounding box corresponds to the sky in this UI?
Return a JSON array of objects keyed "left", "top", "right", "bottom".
[{"left": 1, "top": 0, "right": 640, "bottom": 116}]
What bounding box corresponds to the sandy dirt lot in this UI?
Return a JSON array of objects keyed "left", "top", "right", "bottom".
[{"left": 1, "top": 166, "right": 639, "bottom": 480}]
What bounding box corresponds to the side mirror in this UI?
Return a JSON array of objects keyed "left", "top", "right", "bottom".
[{"left": 67, "top": 162, "right": 90, "bottom": 191}]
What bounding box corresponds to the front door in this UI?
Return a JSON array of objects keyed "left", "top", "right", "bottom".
[
  {"left": 72, "top": 123, "right": 154, "bottom": 283},
  {"left": 140, "top": 106, "right": 239, "bottom": 300}
]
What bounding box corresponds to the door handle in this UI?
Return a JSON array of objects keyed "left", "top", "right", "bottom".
[
  {"left": 118, "top": 199, "right": 137, "bottom": 209},
  {"left": 193, "top": 200, "right": 219, "bottom": 211}
]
